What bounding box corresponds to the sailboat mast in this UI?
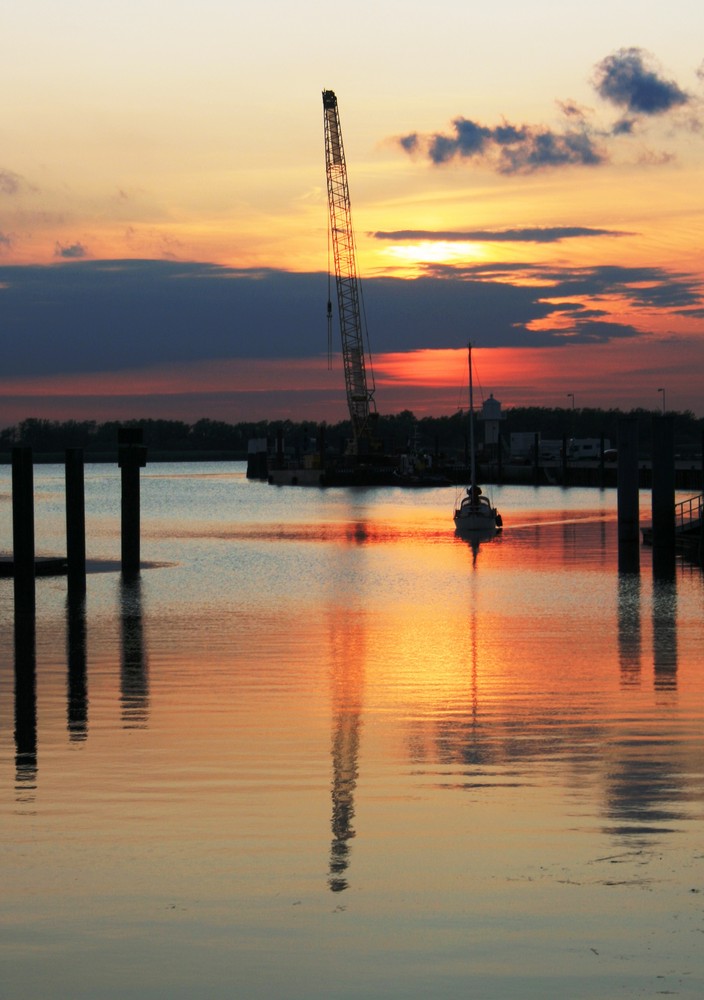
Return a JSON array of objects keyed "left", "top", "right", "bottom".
[{"left": 468, "top": 342, "right": 476, "bottom": 494}]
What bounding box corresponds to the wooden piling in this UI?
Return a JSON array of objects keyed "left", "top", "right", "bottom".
[
  {"left": 617, "top": 417, "right": 640, "bottom": 574},
  {"left": 65, "top": 448, "right": 86, "bottom": 595},
  {"left": 651, "top": 415, "right": 676, "bottom": 579},
  {"left": 118, "top": 428, "right": 147, "bottom": 577},
  {"left": 532, "top": 432, "right": 540, "bottom": 485},
  {"left": 12, "top": 447, "right": 35, "bottom": 613}
]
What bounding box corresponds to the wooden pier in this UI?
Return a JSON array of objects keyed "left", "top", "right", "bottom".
[{"left": 3, "top": 432, "right": 147, "bottom": 611}]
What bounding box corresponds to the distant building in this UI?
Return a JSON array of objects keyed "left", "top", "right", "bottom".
[
  {"left": 510, "top": 432, "right": 537, "bottom": 460},
  {"left": 567, "top": 438, "right": 611, "bottom": 460},
  {"left": 540, "top": 440, "right": 563, "bottom": 461},
  {"left": 478, "top": 393, "right": 504, "bottom": 449}
]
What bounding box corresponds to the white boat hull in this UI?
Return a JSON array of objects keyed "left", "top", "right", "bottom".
[
  {"left": 453, "top": 493, "right": 501, "bottom": 535},
  {"left": 453, "top": 511, "right": 499, "bottom": 535},
  {"left": 454, "top": 513, "right": 498, "bottom": 533}
]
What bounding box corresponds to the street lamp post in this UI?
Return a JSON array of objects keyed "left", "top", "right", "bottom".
[{"left": 565, "top": 394, "right": 575, "bottom": 470}]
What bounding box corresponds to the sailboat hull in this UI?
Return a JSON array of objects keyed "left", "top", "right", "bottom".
[
  {"left": 453, "top": 496, "right": 500, "bottom": 535},
  {"left": 454, "top": 514, "right": 498, "bottom": 534}
]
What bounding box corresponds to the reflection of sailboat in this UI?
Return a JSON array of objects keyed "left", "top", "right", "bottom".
[
  {"left": 453, "top": 343, "right": 502, "bottom": 537},
  {"left": 458, "top": 532, "right": 492, "bottom": 566}
]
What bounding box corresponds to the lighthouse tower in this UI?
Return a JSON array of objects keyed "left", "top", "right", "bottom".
[{"left": 478, "top": 393, "right": 504, "bottom": 458}]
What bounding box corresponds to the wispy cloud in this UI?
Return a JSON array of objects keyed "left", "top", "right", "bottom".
[
  {"left": 396, "top": 48, "right": 697, "bottom": 173},
  {"left": 0, "top": 168, "right": 24, "bottom": 196},
  {"left": 372, "top": 227, "right": 632, "bottom": 244}
]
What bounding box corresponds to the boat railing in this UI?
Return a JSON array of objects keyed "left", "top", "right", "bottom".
[{"left": 675, "top": 493, "right": 703, "bottom": 534}]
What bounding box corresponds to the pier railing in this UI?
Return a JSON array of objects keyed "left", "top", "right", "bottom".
[{"left": 675, "top": 493, "right": 703, "bottom": 534}]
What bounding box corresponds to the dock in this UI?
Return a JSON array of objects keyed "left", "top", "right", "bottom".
[{"left": 642, "top": 492, "right": 703, "bottom": 566}]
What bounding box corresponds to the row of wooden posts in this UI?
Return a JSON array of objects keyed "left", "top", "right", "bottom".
[
  {"left": 5, "top": 416, "right": 684, "bottom": 615},
  {"left": 10, "top": 429, "right": 147, "bottom": 614},
  {"left": 617, "top": 415, "right": 677, "bottom": 577}
]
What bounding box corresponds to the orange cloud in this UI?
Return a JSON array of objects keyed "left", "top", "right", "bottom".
[{"left": 0, "top": 356, "right": 336, "bottom": 398}]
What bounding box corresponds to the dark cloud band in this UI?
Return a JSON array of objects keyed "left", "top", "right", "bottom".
[
  {"left": 1, "top": 259, "right": 701, "bottom": 382},
  {"left": 372, "top": 227, "right": 632, "bottom": 244}
]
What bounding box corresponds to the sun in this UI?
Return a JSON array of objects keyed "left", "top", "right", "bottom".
[{"left": 381, "top": 240, "right": 487, "bottom": 269}]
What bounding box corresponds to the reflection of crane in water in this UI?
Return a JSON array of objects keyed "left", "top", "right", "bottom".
[
  {"left": 325, "top": 514, "right": 367, "bottom": 892},
  {"left": 327, "top": 610, "right": 365, "bottom": 892}
]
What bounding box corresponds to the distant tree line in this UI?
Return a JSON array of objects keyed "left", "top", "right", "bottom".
[{"left": 1, "top": 407, "right": 702, "bottom": 461}]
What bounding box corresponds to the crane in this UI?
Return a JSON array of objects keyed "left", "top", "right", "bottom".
[{"left": 322, "top": 90, "right": 378, "bottom": 455}]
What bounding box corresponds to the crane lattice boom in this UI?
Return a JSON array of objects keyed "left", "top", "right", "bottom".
[{"left": 323, "top": 89, "right": 376, "bottom": 453}]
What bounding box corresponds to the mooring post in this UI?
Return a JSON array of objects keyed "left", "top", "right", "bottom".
[
  {"left": 12, "top": 447, "right": 36, "bottom": 614},
  {"left": 617, "top": 417, "right": 640, "bottom": 573},
  {"left": 65, "top": 448, "right": 86, "bottom": 595},
  {"left": 561, "top": 434, "right": 568, "bottom": 486},
  {"left": 118, "top": 428, "right": 147, "bottom": 577},
  {"left": 533, "top": 432, "right": 540, "bottom": 485},
  {"left": 651, "top": 415, "right": 676, "bottom": 579}
]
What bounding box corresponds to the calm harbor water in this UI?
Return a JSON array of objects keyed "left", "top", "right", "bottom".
[{"left": 1, "top": 462, "right": 703, "bottom": 999}]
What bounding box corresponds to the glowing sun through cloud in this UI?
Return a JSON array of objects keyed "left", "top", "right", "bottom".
[{"left": 383, "top": 240, "right": 487, "bottom": 269}]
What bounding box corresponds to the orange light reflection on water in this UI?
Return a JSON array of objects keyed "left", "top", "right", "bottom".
[{"left": 3, "top": 468, "right": 704, "bottom": 1000}]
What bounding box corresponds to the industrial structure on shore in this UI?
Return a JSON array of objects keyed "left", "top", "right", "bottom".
[{"left": 266, "top": 90, "right": 438, "bottom": 486}]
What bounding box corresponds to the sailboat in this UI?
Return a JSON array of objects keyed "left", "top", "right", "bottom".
[{"left": 453, "top": 343, "right": 503, "bottom": 536}]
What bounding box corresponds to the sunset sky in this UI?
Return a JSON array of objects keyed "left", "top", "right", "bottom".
[{"left": 2, "top": 0, "right": 703, "bottom": 426}]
